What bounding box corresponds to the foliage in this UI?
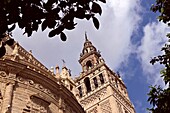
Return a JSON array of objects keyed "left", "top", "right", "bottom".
[
  {"left": 148, "top": 0, "right": 170, "bottom": 112},
  {"left": 0, "top": 0, "right": 105, "bottom": 57}
]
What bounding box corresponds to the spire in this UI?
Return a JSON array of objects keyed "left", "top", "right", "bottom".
[{"left": 85, "top": 31, "right": 88, "bottom": 41}]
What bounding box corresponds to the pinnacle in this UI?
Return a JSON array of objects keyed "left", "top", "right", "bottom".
[{"left": 85, "top": 31, "right": 88, "bottom": 41}]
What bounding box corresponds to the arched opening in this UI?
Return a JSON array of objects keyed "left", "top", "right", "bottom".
[
  {"left": 84, "top": 77, "right": 91, "bottom": 93},
  {"left": 93, "top": 77, "right": 98, "bottom": 88},
  {"left": 70, "top": 85, "right": 73, "bottom": 91},
  {"left": 115, "top": 79, "right": 118, "bottom": 88},
  {"left": 86, "top": 60, "right": 92, "bottom": 69},
  {"left": 78, "top": 86, "right": 82, "bottom": 97},
  {"left": 99, "top": 73, "right": 104, "bottom": 84}
]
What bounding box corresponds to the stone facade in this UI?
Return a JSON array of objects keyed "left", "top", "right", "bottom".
[{"left": 0, "top": 35, "right": 135, "bottom": 113}]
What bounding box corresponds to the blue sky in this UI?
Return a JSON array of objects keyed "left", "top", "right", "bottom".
[{"left": 12, "top": 0, "right": 170, "bottom": 113}]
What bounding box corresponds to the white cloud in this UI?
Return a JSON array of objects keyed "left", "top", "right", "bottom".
[
  {"left": 12, "top": 0, "right": 141, "bottom": 76},
  {"left": 92, "top": 0, "right": 141, "bottom": 70},
  {"left": 137, "top": 21, "right": 170, "bottom": 86}
]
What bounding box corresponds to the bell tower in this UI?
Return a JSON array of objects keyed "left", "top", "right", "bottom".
[
  {"left": 79, "top": 33, "right": 102, "bottom": 74},
  {"left": 75, "top": 34, "right": 136, "bottom": 113}
]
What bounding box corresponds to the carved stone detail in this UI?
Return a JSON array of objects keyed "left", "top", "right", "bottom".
[
  {"left": 100, "top": 100, "right": 112, "bottom": 113},
  {"left": 112, "top": 87, "right": 132, "bottom": 110},
  {"left": 80, "top": 87, "right": 107, "bottom": 106},
  {"left": 0, "top": 71, "right": 16, "bottom": 81},
  {"left": 0, "top": 71, "right": 7, "bottom": 77},
  {"left": 23, "top": 95, "right": 51, "bottom": 113},
  {"left": 116, "top": 101, "right": 123, "bottom": 113},
  {"left": 88, "top": 106, "right": 97, "bottom": 113},
  {"left": 1, "top": 83, "right": 14, "bottom": 113},
  {"left": 16, "top": 76, "right": 59, "bottom": 102}
]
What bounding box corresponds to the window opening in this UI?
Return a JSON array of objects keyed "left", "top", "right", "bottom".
[
  {"left": 70, "top": 85, "right": 73, "bottom": 91},
  {"left": 115, "top": 79, "right": 118, "bottom": 88},
  {"left": 86, "top": 60, "right": 92, "bottom": 69},
  {"left": 99, "top": 73, "right": 104, "bottom": 84},
  {"left": 93, "top": 77, "right": 98, "bottom": 88},
  {"left": 84, "top": 77, "right": 91, "bottom": 93},
  {"left": 78, "top": 86, "right": 83, "bottom": 97}
]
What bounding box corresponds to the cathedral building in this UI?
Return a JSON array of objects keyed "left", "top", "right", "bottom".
[{"left": 0, "top": 34, "right": 135, "bottom": 113}]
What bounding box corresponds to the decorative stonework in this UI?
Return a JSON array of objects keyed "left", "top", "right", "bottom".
[
  {"left": 111, "top": 84, "right": 133, "bottom": 111},
  {"left": 0, "top": 71, "right": 7, "bottom": 78},
  {"left": 23, "top": 95, "right": 51, "bottom": 113},
  {"left": 88, "top": 106, "right": 97, "bottom": 113},
  {"left": 117, "top": 101, "right": 123, "bottom": 113},
  {"left": 1, "top": 82, "right": 14, "bottom": 113},
  {"left": 100, "top": 100, "right": 112, "bottom": 113},
  {"left": 80, "top": 87, "right": 107, "bottom": 107},
  {"left": 0, "top": 71, "right": 16, "bottom": 81},
  {"left": 16, "top": 76, "right": 59, "bottom": 103},
  {"left": 16, "top": 45, "right": 50, "bottom": 74}
]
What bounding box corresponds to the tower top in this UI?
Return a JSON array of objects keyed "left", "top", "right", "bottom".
[{"left": 79, "top": 34, "right": 101, "bottom": 63}]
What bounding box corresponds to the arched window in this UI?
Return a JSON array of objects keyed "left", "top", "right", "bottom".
[
  {"left": 99, "top": 73, "right": 104, "bottom": 84},
  {"left": 78, "top": 86, "right": 83, "bottom": 97},
  {"left": 84, "top": 77, "right": 91, "bottom": 93},
  {"left": 93, "top": 77, "right": 98, "bottom": 88},
  {"left": 115, "top": 79, "right": 118, "bottom": 88},
  {"left": 86, "top": 60, "right": 92, "bottom": 69},
  {"left": 70, "top": 85, "right": 73, "bottom": 91}
]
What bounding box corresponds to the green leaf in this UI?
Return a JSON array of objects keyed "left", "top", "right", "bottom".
[
  {"left": 166, "top": 33, "right": 170, "bottom": 38},
  {"left": 18, "top": 20, "right": 25, "bottom": 29},
  {"left": 41, "top": 20, "right": 48, "bottom": 31},
  {"left": 8, "top": 24, "right": 16, "bottom": 32},
  {"left": 32, "top": 22, "right": 39, "bottom": 31},
  {"left": 60, "top": 32, "right": 67, "bottom": 41},
  {"left": 92, "top": 17, "right": 99, "bottom": 29},
  {"left": 75, "top": 7, "right": 85, "bottom": 19},
  {"left": 161, "top": 8, "right": 164, "bottom": 13},
  {"left": 48, "top": 25, "right": 64, "bottom": 37},
  {"left": 85, "top": 14, "right": 91, "bottom": 20},
  {"left": 92, "top": 2, "right": 102, "bottom": 15},
  {"left": 47, "top": 20, "right": 56, "bottom": 29},
  {"left": 49, "top": 29, "right": 57, "bottom": 37},
  {"left": 24, "top": 25, "right": 33, "bottom": 37},
  {"left": 65, "top": 22, "right": 77, "bottom": 30},
  {"left": 168, "top": 23, "right": 170, "bottom": 27},
  {"left": 59, "top": 1, "right": 67, "bottom": 8}
]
